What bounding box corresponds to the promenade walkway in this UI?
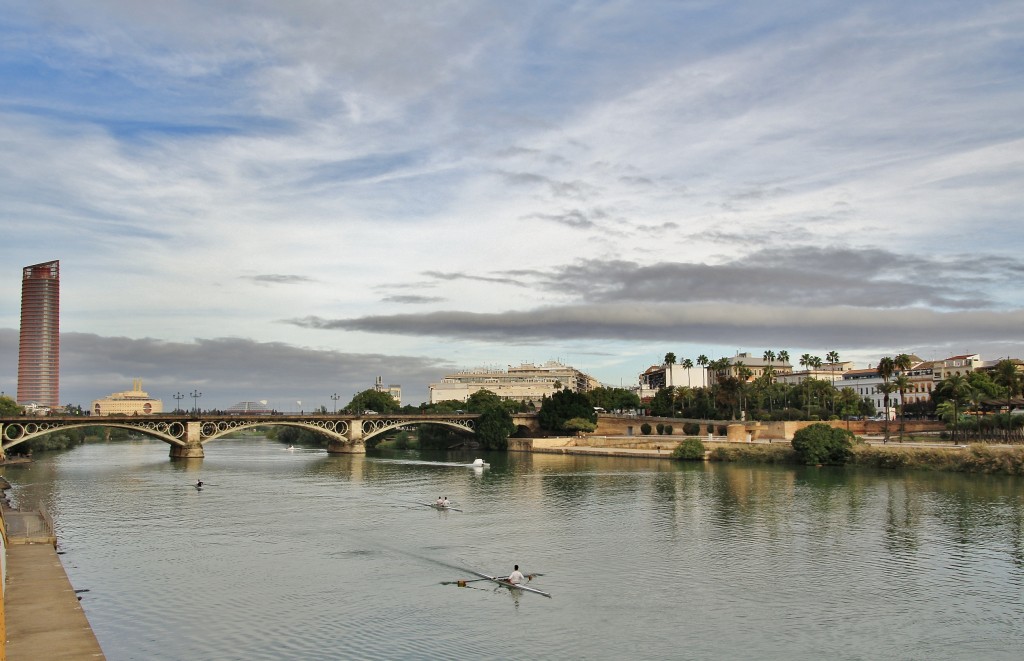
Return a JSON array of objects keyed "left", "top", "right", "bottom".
[{"left": 3, "top": 505, "right": 105, "bottom": 660}]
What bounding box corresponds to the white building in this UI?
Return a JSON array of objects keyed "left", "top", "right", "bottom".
[{"left": 429, "top": 361, "right": 598, "bottom": 405}]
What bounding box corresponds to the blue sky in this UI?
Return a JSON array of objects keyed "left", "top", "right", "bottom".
[{"left": 1, "top": 1, "right": 1022, "bottom": 409}]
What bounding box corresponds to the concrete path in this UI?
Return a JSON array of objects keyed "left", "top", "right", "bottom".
[{"left": 5, "top": 543, "right": 105, "bottom": 660}]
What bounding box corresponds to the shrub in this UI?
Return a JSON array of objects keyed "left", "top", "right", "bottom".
[
  {"left": 656, "top": 423, "right": 665, "bottom": 435},
  {"left": 683, "top": 422, "right": 701, "bottom": 435},
  {"left": 664, "top": 424, "right": 673, "bottom": 435},
  {"left": 716, "top": 425, "right": 727, "bottom": 436},
  {"left": 640, "top": 422, "right": 652, "bottom": 435},
  {"left": 791, "top": 423, "right": 855, "bottom": 465},
  {"left": 672, "top": 438, "right": 705, "bottom": 460}
]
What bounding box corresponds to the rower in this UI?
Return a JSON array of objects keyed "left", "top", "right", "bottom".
[
  {"left": 196, "top": 479, "right": 203, "bottom": 488},
  {"left": 507, "top": 565, "right": 525, "bottom": 585},
  {"left": 436, "top": 496, "right": 444, "bottom": 507},
  {"left": 442, "top": 496, "right": 450, "bottom": 507}
]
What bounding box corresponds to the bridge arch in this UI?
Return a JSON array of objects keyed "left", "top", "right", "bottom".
[{"left": 0, "top": 413, "right": 482, "bottom": 460}]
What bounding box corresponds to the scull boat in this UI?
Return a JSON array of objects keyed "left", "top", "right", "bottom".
[
  {"left": 465, "top": 569, "right": 551, "bottom": 597},
  {"left": 418, "top": 502, "right": 463, "bottom": 512}
]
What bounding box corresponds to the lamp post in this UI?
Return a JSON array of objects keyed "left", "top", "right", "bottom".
[
  {"left": 331, "top": 393, "right": 340, "bottom": 414},
  {"left": 173, "top": 392, "right": 185, "bottom": 413},
  {"left": 190, "top": 390, "right": 202, "bottom": 415}
]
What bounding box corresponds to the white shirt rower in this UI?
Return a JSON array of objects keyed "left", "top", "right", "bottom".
[
  {"left": 436, "top": 496, "right": 444, "bottom": 507},
  {"left": 442, "top": 496, "right": 450, "bottom": 507},
  {"left": 507, "top": 565, "right": 525, "bottom": 584}
]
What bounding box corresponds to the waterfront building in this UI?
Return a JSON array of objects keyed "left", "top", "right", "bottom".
[
  {"left": 428, "top": 361, "right": 598, "bottom": 405},
  {"left": 932, "top": 354, "right": 984, "bottom": 381},
  {"left": 17, "top": 260, "right": 60, "bottom": 408},
  {"left": 91, "top": 379, "right": 163, "bottom": 416},
  {"left": 638, "top": 363, "right": 708, "bottom": 399}
]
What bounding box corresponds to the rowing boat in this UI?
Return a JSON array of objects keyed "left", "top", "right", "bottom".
[
  {"left": 419, "top": 502, "right": 463, "bottom": 512},
  {"left": 465, "top": 569, "right": 551, "bottom": 597}
]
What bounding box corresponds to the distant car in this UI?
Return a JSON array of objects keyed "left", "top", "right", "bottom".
[
  {"left": 363, "top": 409, "right": 378, "bottom": 415},
  {"left": 455, "top": 409, "right": 465, "bottom": 414}
]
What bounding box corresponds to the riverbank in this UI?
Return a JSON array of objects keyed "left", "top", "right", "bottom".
[
  {"left": 2, "top": 487, "right": 106, "bottom": 659},
  {"left": 512, "top": 436, "right": 1024, "bottom": 475}
]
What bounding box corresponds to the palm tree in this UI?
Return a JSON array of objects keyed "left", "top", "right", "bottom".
[
  {"left": 696, "top": 354, "right": 709, "bottom": 388},
  {"left": 893, "top": 374, "right": 911, "bottom": 442},
  {"left": 681, "top": 358, "right": 694, "bottom": 390},
  {"left": 763, "top": 350, "right": 775, "bottom": 374},
  {"left": 826, "top": 350, "right": 840, "bottom": 384},
  {"left": 994, "top": 358, "right": 1022, "bottom": 443},
  {"left": 761, "top": 364, "right": 777, "bottom": 412},
  {"left": 937, "top": 373, "right": 970, "bottom": 443},
  {"left": 799, "top": 353, "right": 812, "bottom": 381},
  {"left": 664, "top": 352, "right": 677, "bottom": 366},
  {"left": 877, "top": 356, "right": 896, "bottom": 443},
  {"left": 778, "top": 350, "right": 790, "bottom": 371}
]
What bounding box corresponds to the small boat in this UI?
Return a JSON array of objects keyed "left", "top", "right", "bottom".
[
  {"left": 470, "top": 458, "right": 489, "bottom": 468},
  {"left": 465, "top": 569, "right": 551, "bottom": 597},
  {"left": 419, "top": 501, "right": 462, "bottom": 512}
]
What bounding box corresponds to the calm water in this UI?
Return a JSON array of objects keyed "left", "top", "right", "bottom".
[{"left": 7, "top": 436, "right": 1024, "bottom": 660}]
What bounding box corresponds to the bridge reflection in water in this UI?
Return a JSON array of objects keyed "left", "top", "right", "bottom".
[{"left": 0, "top": 413, "right": 487, "bottom": 459}]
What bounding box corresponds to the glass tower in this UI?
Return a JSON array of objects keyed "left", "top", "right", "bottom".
[{"left": 17, "top": 260, "right": 60, "bottom": 408}]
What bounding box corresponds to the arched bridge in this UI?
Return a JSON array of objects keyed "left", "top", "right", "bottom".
[{"left": 0, "top": 413, "right": 493, "bottom": 459}]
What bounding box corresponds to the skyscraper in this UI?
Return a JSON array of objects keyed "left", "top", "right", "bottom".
[{"left": 17, "top": 260, "right": 60, "bottom": 408}]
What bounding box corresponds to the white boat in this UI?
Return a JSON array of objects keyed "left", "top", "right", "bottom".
[{"left": 470, "top": 458, "right": 489, "bottom": 468}]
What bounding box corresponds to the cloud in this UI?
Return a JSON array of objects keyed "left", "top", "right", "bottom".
[
  {"left": 381, "top": 295, "right": 446, "bottom": 304},
  {"left": 0, "top": 330, "right": 453, "bottom": 409},
  {"left": 242, "top": 274, "right": 316, "bottom": 285},
  {"left": 285, "top": 303, "right": 1024, "bottom": 350}
]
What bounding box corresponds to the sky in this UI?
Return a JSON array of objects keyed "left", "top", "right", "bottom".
[{"left": 1, "top": 1, "right": 1022, "bottom": 411}]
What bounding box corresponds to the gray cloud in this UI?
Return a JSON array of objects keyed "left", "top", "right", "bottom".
[
  {"left": 529, "top": 248, "right": 1018, "bottom": 309},
  {"left": 242, "top": 274, "right": 316, "bottom": 285},
  {"left": 0, "top": 330, "right": 452, "bottom": 409},
  {"left": 381, "top": 294, "right": 446, "bottom": 304},
  {"left": 421, "top": 271, "right": 530, "bottom": 288},
  {"left": 284, "top": 303, "right": 1024, "bottom": 350}
]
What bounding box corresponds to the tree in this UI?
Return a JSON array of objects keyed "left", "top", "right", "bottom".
[
  {"left": 993, "top": 359, "right": 1023, "bottom": 443},
  {"left": 563, "top": 417, "right": 597, "bottom": 434},
  {"left": 0, "top": 395, "right": 22, "bottom": 416},
  {"left": 672, "top": 438, "right": 705, "bottom": 460},
  {"left": 466, "top": 389, "right": 503, "bottom": 413},
  {"left": 348, "top": 389, "right": 399, "bottom": 414},
  {"left": 876, "top": 356, "right": 896, "bottom": 442},
  {"left": 538, "top": 389, "right": 596, "bottom": 432},
  {"left": 696, "top": 354, "right": 709, "bottom": 388},
  {"left": 664, "top": 352, "right": 677, "bottom": 367},
  {"left": 586, "top": 386, "right": 640, "bottom": 411},
  {"left": 791, "top": 423, "right": 855, "bottom": 465},
  {"left": 778, "top": 350, "right": 790, "bottom": 368},
  {"left": 475, "top": 406, "right": 515, "bottom": 450},
  {"left": 826, "top": 350, "right": 840, "bottom": 384},
  {"left": 893, "top": 374, "right": 911, "bottom": 441},
  {"left": 681, "top": 358, "right": 694, "bottom": 390},
  {"left": 936, "top": 374, "right": 970, "bottom": 443}
]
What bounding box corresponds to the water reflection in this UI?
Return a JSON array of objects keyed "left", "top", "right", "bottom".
[{"left": 6, "top": 437, "right": 1024, "bottom": 661}]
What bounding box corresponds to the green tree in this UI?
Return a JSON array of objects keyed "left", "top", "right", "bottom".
[
  {"left": 876, "top": 356, "right": 896, "bottom": 442},
  {"left": 563, "top": 417, "right": 597, "bottom": 434},
  {"left": 475, "top": 406, "right": 514, "bottom": 450},
  {"left": 935, "top": 374, "right": 971, "bottom": 443},
  {"left": 893, "top": 374, "right": 911, "bottom": 441},
  {"left": 672, "top": 438, "right": 705, "bottom": 460},
  {"left": 538, "top": 389, "right": 596, "bottom": 432},
  {"left": 681, "top": 358, "right": 694, "bottom": 390},
  {"left": 664, "top": 352, "right": 677, "bottom": 367},
  {"left": 586, "top": 386, "right": 641, "bottom": 411},
  {"left": 993, "top": 358, "right": 1023, "bottom": 442},
  {"left": 348, "top": 389, "right": 399, "bottom": 414},
  {"left": 0, "top": 395, "right": 22, "bottom": 416},
  {"left": 826, "top": 350, "right": 840, "bottom": 385},
  {"left": 791, "top": 423, "right": 855, "bottom": 465}
]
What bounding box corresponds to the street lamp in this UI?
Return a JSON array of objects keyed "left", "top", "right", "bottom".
[
  {"left": 331, "top": 393, "right": 340, "bottom": 414},
  {"left": 173, "top": 392, "right": 185, "bottom": 413},
  {"left": 190, "top": 390, "right": 202, "bottom": 415}
]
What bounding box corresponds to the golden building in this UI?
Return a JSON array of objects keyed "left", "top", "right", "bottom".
[{"left": 91, "top": 379, "right": 163, "bottom": 416}]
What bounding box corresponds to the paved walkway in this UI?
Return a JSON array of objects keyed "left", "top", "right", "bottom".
[{"left": 4, "top": 506, "right": 106, "bottom": 660}]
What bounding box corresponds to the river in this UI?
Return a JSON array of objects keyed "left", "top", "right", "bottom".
[{"left": 6, "top": 436, "right": 1024, "bottom": 660}]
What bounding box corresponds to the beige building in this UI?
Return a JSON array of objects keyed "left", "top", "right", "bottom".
[
  {"left": 428, "top": 361, "right": 598, "bottom": 405},
  {"left": 91, "top": 379, "right": 163, "bottom": 416},
  {"left": 374, "top": 376, "right": 402, "bottom": 405}
]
